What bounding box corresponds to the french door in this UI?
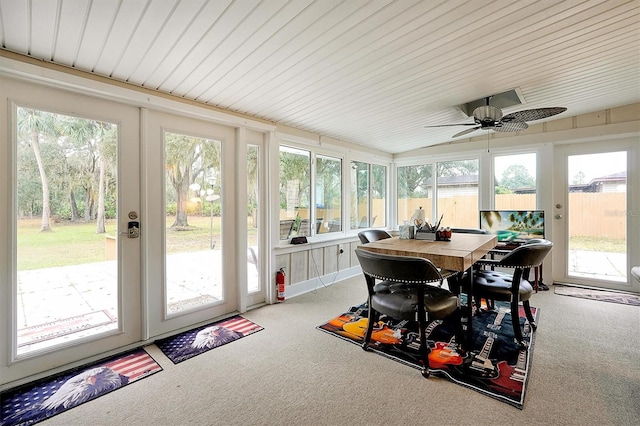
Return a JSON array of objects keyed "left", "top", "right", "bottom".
[
  {"left": 1, "top": 80, "right": 142, "bottom": 386},
  {"left": 143, "top": 112, "right": 267, "bottom": 337},
  {"left": 553, "top": 140, "right": 639, "bottom": 293}
]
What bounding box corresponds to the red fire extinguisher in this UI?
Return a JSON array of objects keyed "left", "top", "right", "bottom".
[{"left": 276, "top": 268, "right": 286, "bottom": 301}]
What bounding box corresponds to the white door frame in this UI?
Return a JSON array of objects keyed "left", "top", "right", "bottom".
[
  {"left": 553, "top": 139, "right": 639, "bottom": 293},
  {"left": 236, "top": 129, "right": 268, "bottom": 311},
  {"left": 0, "top": 78, "right": 142, "bottom": 387},
  {"left": 143, "top": 110, "right": 242, "bottom": 339}
]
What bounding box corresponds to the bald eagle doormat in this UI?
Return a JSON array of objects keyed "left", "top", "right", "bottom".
[
  {"left": 1, "top": 348, "right": 162, "bottom": 426},
  {"left": 155, "top": 315, "right": 263, "bottom": 364},
  {"left": 318, "top": 302, "right": 538, "bottom": 409}
]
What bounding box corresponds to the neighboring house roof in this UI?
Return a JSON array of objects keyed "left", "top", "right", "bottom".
[
  {"left": 432, "top": 171, "right": 626, "bottom": 193},
  {"left": 570, "top": 171, "right": 626, "bottom": 192}
]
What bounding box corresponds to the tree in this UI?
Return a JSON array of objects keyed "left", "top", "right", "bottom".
[
  {"left": 436, "top": 160, "right": 478, "bottom": 177},
  {"left": 498, "top": 164, "right": 535, "bottom": 191},
  {"left": 572, "top": 171, "right": 586, "bottom": 185},
  {"left": 397, "top": 165, "right": 432, "bottom": 198},
  {"left": 279, "top": 148, "right": 311, "bottom": 211},
  {"left": 57, "top": 116, "right": 116, "bottom": 233},
  {"left": 17, "top": 108, "right": 59, "bottom": 232},
  {"left": 165, "top": 133, "right": 221, "bottom": 228}
]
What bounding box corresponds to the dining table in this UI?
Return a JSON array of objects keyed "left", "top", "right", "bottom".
[{"left": 358, "top": 233, "right": 497, "bottom": 346}]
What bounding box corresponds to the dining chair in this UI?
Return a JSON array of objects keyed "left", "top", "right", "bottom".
[
  {"left": 472, "top": 239, "right": 553, "bottom": 347},
  {"left": 357, "top": 229, "right": 391, "bottom": 244},
  {"left": 354, "top": 249, "right": 463, "bottom": 378}
]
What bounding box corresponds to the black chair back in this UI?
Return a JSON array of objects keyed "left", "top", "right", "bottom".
[
  {"left": 357, "top": 229, "right": 392, "bottom": 244},
  {"left": 499, "top": 239, "right": 553, "bottom": 268},
  {"left": 355, "top": 249, "right": 443, "bottom": 289}
]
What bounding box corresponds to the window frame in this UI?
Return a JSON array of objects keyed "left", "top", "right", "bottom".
[{"left": 277, "top": 137, "right": 390, "bottom": 243}]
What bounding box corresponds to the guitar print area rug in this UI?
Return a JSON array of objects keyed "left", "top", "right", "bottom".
[
  {"left": 155, "top": 315, "right": 263, "bottom": 364},
  {"left": 318, "top": 302, "right": 538, "bottom": 409},
  {"left": 1, "top": 348, "right": 162, "bottom": 426}
]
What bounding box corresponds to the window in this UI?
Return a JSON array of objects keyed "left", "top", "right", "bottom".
[
  {"left": 397, "top": 164, "right": 433, "bottom": 226},
  {"left": 278, "top": 146, "right": 311, "bottom": 239},
  {"left": 315, "top": 154, "right": 342, "bottom": 234},
  {"left": 436, "top": 159, "right": 479, "bottom": 229},
  {"left": 494, "top": 153, "right": 537, "bottom": 210},
  {"left": 351, "top": 161, "right": 387, "bottom": 229},
  {"left": 279, "top": 144, "right": 387, "bottom": 240}
]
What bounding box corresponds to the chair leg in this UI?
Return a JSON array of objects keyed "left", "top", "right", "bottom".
[
  {"left": 510, "top": 297, "right": 526, "bottom": 347},
  {"left": 417, "top": 310, "right": 430, "bottom": 378},
  {"left": 362, "top": 309, "right": 379, "bottom": 351},
  {"left": 522, "top": 300, "right": 537, "bottom": 330},
  {"left": 453, "top": 307, "right": 468, "bottom": 353}
]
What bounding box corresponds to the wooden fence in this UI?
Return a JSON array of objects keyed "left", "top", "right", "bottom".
[
  {"left": 280, "top": 193, "right": 626, "bottom": 239},
  {"left": 398, "top": 193, "right": 626, "bottom": 239}
]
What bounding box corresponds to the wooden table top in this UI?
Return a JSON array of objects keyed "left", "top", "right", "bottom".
[{"left": 358, "top": 233, "right": 497, "bottom": 272}]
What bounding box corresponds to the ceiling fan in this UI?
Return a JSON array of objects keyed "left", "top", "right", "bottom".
[{"left": 425, "top": 97, "right": 567, "bottom": 138}]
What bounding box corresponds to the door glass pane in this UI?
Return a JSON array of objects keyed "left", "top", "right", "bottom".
[
  {"left": 247, "top": 145, "right": 260, "bottom": 293},
  {"left": 436, "top": 159, "right": 478, "bottom": 228},
  {"left": 16, "top": 107, "right": 118, "bottom": 356},
  {"left": 279, "top": 146, "right": 310, "bottom": 238},
  {"left": 316, "top": 155, "right": 342, "bottom": 233},
  {"left": 397, "top": 165, "right": 433, "bottom": 226},
  {"left": 494, "top": 153, "right": 537, "bottom": 210},
  {"left": 567, "top": 152, "right": 627, "bottom": 282},
  {"left": 165, "top": 132, "right": 222, "bottom": 315}
]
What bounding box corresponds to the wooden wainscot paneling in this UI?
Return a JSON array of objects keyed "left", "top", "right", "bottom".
[
  {"left": 308, "top": 247, "right": 324, "bottom": 279},
  {"left": 349, "top": 241, "right": 359, "bottom": 267},
  {"left": 323, "top": 246, "right": 338, "bottom": 275},
  {"left": 290, "top": 251, "right": 309, "bottom": 283}
]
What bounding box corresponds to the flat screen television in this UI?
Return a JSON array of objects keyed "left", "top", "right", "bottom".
[{"left": 479, "top": 210, "right": 545, "bottom": 246}]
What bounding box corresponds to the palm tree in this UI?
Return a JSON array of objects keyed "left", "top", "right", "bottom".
[
  {"left": 17, "top": 108, "right": 58, "bottom": 232},
  {"left": 58, "top": 116, "right": 116, "bottom": 233}
]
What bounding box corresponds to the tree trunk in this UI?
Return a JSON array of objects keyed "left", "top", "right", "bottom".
[
  {"left": 84, "top": 189, "right": 91, "bottom": 221},
  {"left": 30, "top": 130, "right": 52, "bottom": 232},
  {"left": 171, "top": 166, "right": 190, "bottom": 227},
  {"left": 69, "top": 191, "right": 80, "bottom": 221}
]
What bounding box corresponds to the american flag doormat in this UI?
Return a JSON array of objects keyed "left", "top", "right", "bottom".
[
  {"left": 1, "top": 348, "right": 162, "bottom": 426},
  {"left": 155, "top": 315, "right": 263, "bottom": 364}
]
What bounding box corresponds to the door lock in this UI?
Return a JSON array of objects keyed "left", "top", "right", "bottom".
[{"left": 127, "top": 221, "right": 140, "bottom": 238}]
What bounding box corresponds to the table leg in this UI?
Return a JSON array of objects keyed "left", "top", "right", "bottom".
[{"left": 462, "top": 267, "right": 474, "bottom": 349}]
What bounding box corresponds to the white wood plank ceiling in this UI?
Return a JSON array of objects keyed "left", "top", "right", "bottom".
[{"left": 1, "top": 0, "right": 639, "bottom": 153}]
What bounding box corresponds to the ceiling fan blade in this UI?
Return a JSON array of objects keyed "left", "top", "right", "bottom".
[
  {"left": 424, "top": 123, "right": 477, "bottom": 128},
  {"left": 494, "top": 121, "right": 529, "bottom": 132},
  {"left": 452, "top": 126, "right": 480, "bottom": 138},
  {"left": 502, "top": 107, "right": 567, "bottom": 122}
]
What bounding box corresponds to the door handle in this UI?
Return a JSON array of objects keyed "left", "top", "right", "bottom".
[{"left": 555, "top": 214, "right": 563, "bottom": 219}]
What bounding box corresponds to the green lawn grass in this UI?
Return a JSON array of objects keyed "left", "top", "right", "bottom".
[
  {"left": 17, "top": 215, "right": 257, "bottom": 270},
  {"left": 16, "top": 217, "right": 622, "bottom": 270}
]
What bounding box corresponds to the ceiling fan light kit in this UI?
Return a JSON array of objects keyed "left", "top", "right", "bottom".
[
  {"left": 473, "top": 105, "right": 502, "bottom": 123},
  {"left": 425, "top": 94, "right": 567, "bottom": 139}
]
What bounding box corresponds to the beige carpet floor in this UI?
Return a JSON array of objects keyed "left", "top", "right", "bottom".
[{"left": 37, "top": 276, "right": 640, "bottom": 426}]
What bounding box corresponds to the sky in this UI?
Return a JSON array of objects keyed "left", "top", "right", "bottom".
[{"left": 494, "top": 151, "right": 627, "bottom": 184}]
